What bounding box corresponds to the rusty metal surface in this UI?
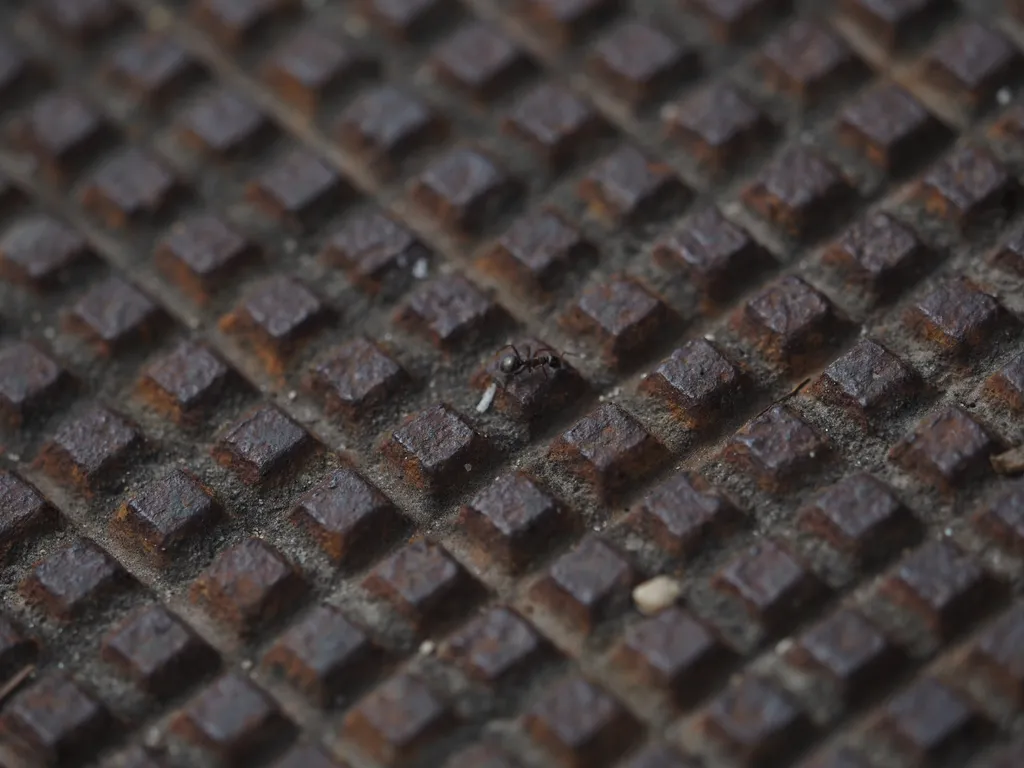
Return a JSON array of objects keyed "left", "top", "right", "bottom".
[{"left": 0, "top": 0, "right": 1024, "bottom": 766}]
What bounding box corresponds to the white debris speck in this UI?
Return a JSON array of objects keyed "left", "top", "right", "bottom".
[
  {"left": 7, "top": 454, "right": 20, "bottom": 462},
  {"left": 944, "top": 527, "right": 953, "bottom": 537},
  {"left": 288, "top": 390, "right": 297, "bottom": 401},
  {"left": 704, "top": 333, "right": 716, "bottom": 342},
  {"left": 476, "top": 382, "right": 498, "bottom": 413},
  {"left": 419, "top": 640, "right": 436, "bottom": 655},
  {"left": 144, "top": 727, "right": 162, "bottom": 748},
  {"left": 632, "top": 576, "right": 682, "bottom": 616},
  {"left": 464, "top": 463, "right": 473, "bottom": 472},
  {"left": 412, "top": 258, "right": 429, "bottom": 279},
  {"left": 241, "top": 659, "right": 253, "bottom": 671},
  {"left": 998, "top": 87, "right": 1013, "bottom": 106}
]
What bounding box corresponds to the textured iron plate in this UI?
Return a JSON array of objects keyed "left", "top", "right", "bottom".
[{"left": 1, "top": 0, "right": 1024, "bottom": 766}]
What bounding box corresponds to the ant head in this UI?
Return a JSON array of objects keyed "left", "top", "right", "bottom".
[
  {"left": 498, "top": 354, "right": 520, "bottom": 374},
  {"left": 547, "top": 355, "right": 562, "bottom": 369}
]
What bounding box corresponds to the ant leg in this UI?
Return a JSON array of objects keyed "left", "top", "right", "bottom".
[
  {"left": 557, "top": 349, "right": 579, "bottom": 369},
  {"left": 538, "top": 346, "right": 552, "bottom": 379}
]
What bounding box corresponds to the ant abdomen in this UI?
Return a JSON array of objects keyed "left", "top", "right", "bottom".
[{"left": 498, "top": 354, "right": 521, "bottom": 374}]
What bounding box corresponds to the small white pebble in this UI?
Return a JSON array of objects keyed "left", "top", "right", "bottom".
[
  {"left": 288, "top": 390, "right": 297, "bottom": 401},
  {"left": 659, "top": 103, "right": 680, "bottom": 123},
  {"left": 998, "top": 87, "right": 1013, "bottom": 106},
  {"left": 412, "top": 258, "right": 429, "bottom": 279},
  {"left": 419, "top": 640, "right": 436, "bottom": 655},
  {"left": 632, "top": 576, "right": 682, "bottom": 616},
  {"left": 344, "top": 14, "right": 369, "bottom": 37},
  {"left": 704, "top": 332, "right": 716, "bottom": 342},
  {"left": 464, "top": 463, "right": 473, "bottom": 472},
  {"left": 145, "top": 6, "right": 172, "bottom": 31},
  {"left": 476, "top": 382, "right": 498, "bottom": 413}
]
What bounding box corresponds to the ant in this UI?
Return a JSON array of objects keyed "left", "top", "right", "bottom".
[{"left": 496, "top": 343, "right": 571, "bottom": 381}]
